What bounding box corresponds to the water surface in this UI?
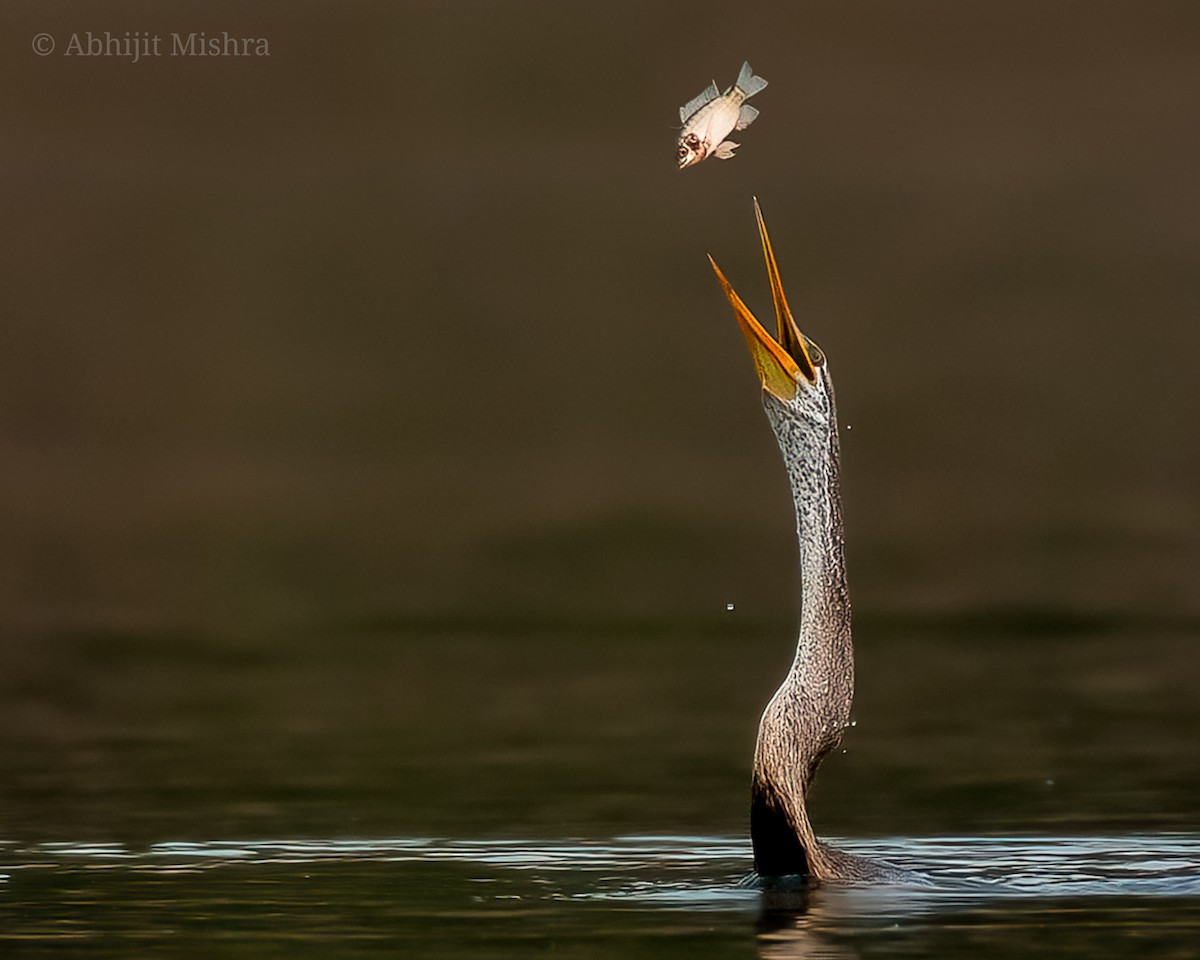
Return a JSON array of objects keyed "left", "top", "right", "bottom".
[
  {"left": 3, "top": 619, "right": 1198, "bottom": 956},
  {"left": 5, "top": 834, "right": 1199, "bottom": 957}
]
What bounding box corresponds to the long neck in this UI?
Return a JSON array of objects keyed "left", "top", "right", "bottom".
[
  {"left": 773, "top": 403, "right": 853, "bottom": 701},
  {"left": 751, "top": 385, "right": 856, "bottom": 878}
]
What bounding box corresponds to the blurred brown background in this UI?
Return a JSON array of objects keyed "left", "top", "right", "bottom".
[{"left": 3, "top": 0, "right": 1198, "bottom": 637}]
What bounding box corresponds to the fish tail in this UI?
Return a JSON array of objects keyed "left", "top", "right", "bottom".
[{"left": 735, "top": 61, "right": 768, "bottom": 99}]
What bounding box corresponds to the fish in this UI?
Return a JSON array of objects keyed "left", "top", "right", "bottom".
[{"left": 677, "top": 61, "right": 768, "bottom": 170}]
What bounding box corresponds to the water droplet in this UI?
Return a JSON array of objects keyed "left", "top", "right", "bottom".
[
  {"left": 725, "top": 602, "right": 735, "bottom": 612},
  {"left": 1045, "top": 779, "right": 1055, "bottom": 787}
]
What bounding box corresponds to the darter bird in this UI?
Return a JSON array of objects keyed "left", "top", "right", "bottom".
[{"left": 709, "top": 201, "right": 912, "bottom": 882}]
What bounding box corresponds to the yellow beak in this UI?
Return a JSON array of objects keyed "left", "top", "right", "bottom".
[{"left": 708, "top": 199, "right": 818, "bottom": 402}]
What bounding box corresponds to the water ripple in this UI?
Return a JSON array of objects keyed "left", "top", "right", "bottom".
[{"left": 4, "top": 834, "right": 1199, "bottom": 904}]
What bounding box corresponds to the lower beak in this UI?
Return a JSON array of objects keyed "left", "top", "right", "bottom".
[{"left": 708, "top": 200, "right": 818, "bottom": 401}]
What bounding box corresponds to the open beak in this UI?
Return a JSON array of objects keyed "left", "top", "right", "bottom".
[{"left": 708, "top": 199, "right": 818, "bottom": 402}]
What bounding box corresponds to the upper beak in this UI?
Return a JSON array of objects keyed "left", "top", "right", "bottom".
[{"left": 708, "top": 199, "right": 818, "bottom": 402}]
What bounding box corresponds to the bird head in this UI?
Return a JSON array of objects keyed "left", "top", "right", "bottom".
[{"left": 708, "top": 200, "right": 832, "bottom": 423}]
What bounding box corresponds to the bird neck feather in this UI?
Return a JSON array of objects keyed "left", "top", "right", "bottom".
[
  {"left": 751, "top": 382, "right": 856, "bottom": 878},
  {"left": 765, "top": 386, "right": 853, "bottom": 702}
]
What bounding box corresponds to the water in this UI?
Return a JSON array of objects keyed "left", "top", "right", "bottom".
[
  {"left": 3, "top": 620, "right": 1198, "bottom": 956},
  {"left": 4, "top": 835, "right": 1199, "bottom": 956}
]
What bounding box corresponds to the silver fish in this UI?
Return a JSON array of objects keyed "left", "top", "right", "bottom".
[{"left": 677, "top": 61, "right": 768, "bottom": 170}]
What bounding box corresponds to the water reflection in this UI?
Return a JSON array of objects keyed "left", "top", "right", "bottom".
[{"left": 757, "top": 889, "right": 856, "bottom": 960}]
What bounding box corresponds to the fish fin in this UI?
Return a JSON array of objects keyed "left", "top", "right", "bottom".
[
  {"left": 714, "top": 140, "right": 740, "bottom": 159},
  {"left": 735, "top": 61, "right": 768, "bottom": 99},
  {"left": 735, "top": 104, "right": 760, "bottom": 130},
  {"left": 679, "top": 81, "right": 720, "bottom": 122}
]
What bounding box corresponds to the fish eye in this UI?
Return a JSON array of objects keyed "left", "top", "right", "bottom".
[
  {"left": 678, "top": 146, "right": 689, "bottom": 159},
  {"left": 684, "top": 134, "right": 700, "bottom": 148}
]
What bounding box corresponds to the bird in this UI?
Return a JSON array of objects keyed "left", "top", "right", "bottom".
[{"left": 708, "top": 200, "right": 911, "bottom": 883}]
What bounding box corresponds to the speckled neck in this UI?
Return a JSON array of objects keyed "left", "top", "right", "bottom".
[
  {"left": 764, "top": 378, "right": 853, "bottom": 707},
  {"left": 751, "top": 373, "right": 857, "bottom": 880}
]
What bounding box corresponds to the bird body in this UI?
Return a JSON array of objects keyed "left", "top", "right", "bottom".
[
  {"left": 710, "top": 202, "right": 910, "bottom": 882},
  {"left": 677, "top": 62, "right": 767, "bottom": 169}
]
